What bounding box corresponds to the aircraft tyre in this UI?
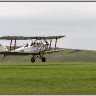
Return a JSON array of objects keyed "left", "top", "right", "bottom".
[
  {"left": 31, "top": 57, "right": 35, "bottom": 63},
  {"left": 42, "top": 57, "right": 46, "bottom": 62}
]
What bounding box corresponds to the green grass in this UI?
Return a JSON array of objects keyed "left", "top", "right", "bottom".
[{"left": 0, "top": 62, "right": 96, "bottom": 94}]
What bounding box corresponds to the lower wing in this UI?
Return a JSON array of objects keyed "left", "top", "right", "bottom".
[
  {"left": 44, "top": 49, "right": 64, "bottom": 54},
  {"left": 0, "top": 49, "right": 64, "bottom": 55}
]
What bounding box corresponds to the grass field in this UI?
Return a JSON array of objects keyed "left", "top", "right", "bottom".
[{"left": 0, "top": 62, "right": 96, "bottom": 94}]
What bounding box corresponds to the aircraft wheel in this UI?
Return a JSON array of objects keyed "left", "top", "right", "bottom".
[
  {"left": 31, "top": 57, "right": 35, "bottom": 63},
  {"left": 42, "top": 57, "right": 46, "bottom": 62}
]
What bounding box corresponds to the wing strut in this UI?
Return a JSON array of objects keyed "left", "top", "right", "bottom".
[
  {"left": 49, "top": 39, "right": 52, "bottom": 51},
  {"left": 10, "top": 39, "right": 12, "bottom": 51},
  {"left": 55, "top": 38, "right": 57, "bottom": 49},
  {"left": 14, "top": 39, "right": 16, "bottom": 50}
]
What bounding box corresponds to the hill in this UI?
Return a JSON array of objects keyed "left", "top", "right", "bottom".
[{"left": 0, "top": 48, "right": 96, "bottom": 62}]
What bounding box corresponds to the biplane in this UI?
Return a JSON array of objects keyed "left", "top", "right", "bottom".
[{"left": 0, "top": 35, "right": 65, "bottom": 63}]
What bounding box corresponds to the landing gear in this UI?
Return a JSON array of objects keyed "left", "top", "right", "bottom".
[
  {"left": 31, "top": 54, "right": 46, "bottom": 63},
  {"left": 42, "top": 57, "right": 46, "bottom": 62},
  {"left": 31, "top": 57, "right": 35, "bottom": 63}
]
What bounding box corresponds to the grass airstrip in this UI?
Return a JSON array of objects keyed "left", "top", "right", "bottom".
[{"left": 0, "top": 62, "right": 96, "bottom": 94}]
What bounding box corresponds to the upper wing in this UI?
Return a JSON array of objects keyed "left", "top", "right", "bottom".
[{"left": 0, "top": 35, "right": 65, "bottom": 40}]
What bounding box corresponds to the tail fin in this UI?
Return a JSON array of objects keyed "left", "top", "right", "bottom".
[{"left": 0, "top": 44, "right": 8, "bottom": 52}]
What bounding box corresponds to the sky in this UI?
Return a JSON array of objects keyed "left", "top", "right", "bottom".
[{"left": 0, "top": 2, "right": 96, "bottom": 50}]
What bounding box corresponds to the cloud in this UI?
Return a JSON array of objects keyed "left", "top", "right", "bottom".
[{"left": 0, "top": 2, "right": 96, "bottom": 50}]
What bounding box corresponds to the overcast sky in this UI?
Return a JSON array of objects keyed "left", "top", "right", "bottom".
[{"left": 0, "top": 2, "right": 96, "bottom": 50}]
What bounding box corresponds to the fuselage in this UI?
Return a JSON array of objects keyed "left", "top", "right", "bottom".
[{"left": 12, "top": 42, "right": 48, "bottom": 53}]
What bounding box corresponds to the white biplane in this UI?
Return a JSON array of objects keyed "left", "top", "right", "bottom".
[{"left": 0, "top": 35, "right": 65, "bottom": 63}]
